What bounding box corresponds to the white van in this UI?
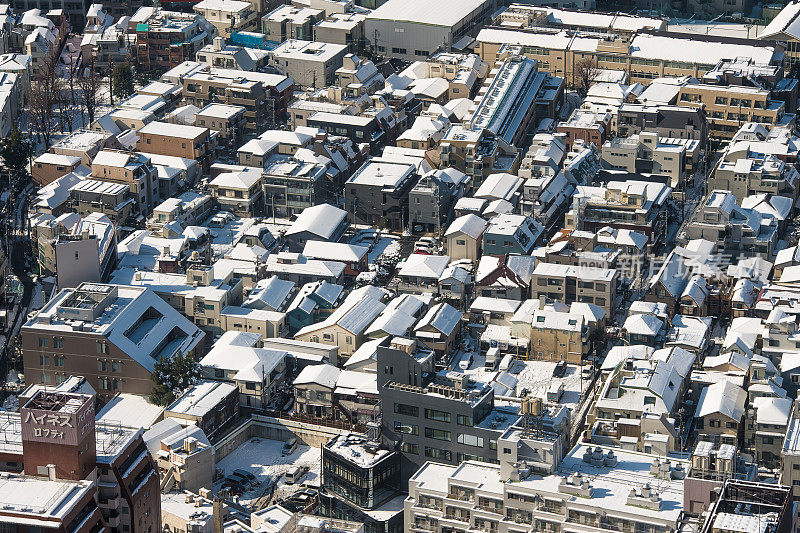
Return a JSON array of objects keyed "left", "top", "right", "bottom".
[
  {"left": 484, "top": 347, "right": 501, "bottom": 370},
  {"left": 546, "top": 382, "right": 565, "bottom": 402},
  {"left": 498, "top": 354, "right": 514, "bottom": 372},
  {"left": 285, "top": 465, "right": 308, "bottom": 485}
]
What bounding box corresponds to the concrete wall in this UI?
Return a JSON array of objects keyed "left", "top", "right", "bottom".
[{"left": 213, "top": 415, "right": 348, "bottom": 461}]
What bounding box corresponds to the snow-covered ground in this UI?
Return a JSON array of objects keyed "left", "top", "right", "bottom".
[{"left": 215, "top": 437, "right": 321, "bottom": 506}]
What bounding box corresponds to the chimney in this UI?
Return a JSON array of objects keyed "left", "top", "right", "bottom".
[
  {"left": 213, "top": 36, "right": 223, "bottom": 51},
  {"left": 213, "top": 496, "right": 225, "bottom": 532},
  {"left": 47, "top": 464, "right": 56, "bottom": 481}
]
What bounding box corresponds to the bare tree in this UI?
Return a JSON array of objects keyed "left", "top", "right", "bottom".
[
  {"left": 27, "top": 48, "right": 60, "bottom": 148},
  {"left": 574, "top": 57, "right": 600, "bottom": 98},
  {"left": 79, "top": 60, "right": 103, "bottom": 125}
]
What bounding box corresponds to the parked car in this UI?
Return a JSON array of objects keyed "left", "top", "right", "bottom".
[
  {"left": 553, "top": 361, "right": 567, "bottom": 378},
  {"left": 282, "top": 437, "right": 298, "bottom": 456},
  {"left": 231, "top": 469, "right": 258, "bottom": 488}
]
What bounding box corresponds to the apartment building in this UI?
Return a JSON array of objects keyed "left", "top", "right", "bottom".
[
  {"left": 268, "top": 39, "right": 348, "bottom": 88},
  {"left": 33, "top": 212, "right": 117, "bottom": 288},
  {"left": 133, "top": 7, "right": 217, "bottom": 71},
  {"left": 0, "top": 473, "right": 104, "bottom": 531},
  {"left": 195, "top": 103, "right": 246, "bottom": 145},
  {"left": 345, "top": 158, "right": 420, "bottom": 230},
  {"left": 178, "top": 65, "right": 294, "bottom": 134},
  {"left": 91, "top": 149, "right": 158, "bottom": 219},
  {"left": 616, "top": 104, "right": 708, "bottom": 141},
  {"left": 209, "top": 167, "right": 263, "bottom": 217},
  {"left": 677, "top": 83, "right": 785, "bottom": 140},
  {"left": 262, "top": 4, "right": 322, "bottom": 43},
  {"left": 196, "top": 39, "right": 267, "bottom": 71},
  {"left": 406, "top": 440, "right": 689, "bottom": 533},
  {"left": 377, "top": 338, "right": 520, "bottom": 481},
  {"left": 682, "top": 190, "right": 778, "bottom": 259},
  {"left": 194, "top": 0, "right": 257, "bottom": 39},
  {"left": 762, "top": 1, "right": 800, "bottom": 68},
  {"left": 137, "top": 121, "right": 216, "bottom": 175},
  {"left": 262, "top": 153, "right": 328, "bottom": 218},
  {"left": 601, "top": 131, "right": 700, "bottom": 188},
  {"left": 531, "top": 262, "right": 618, "bottom": 316},
  {"left": 711, "top": 149, "right": 800, "bottom": 204},
  {"left": 469, "top": 55, "right": 545, "bottom": 149},
  {"left": 565, "top": 180, "right": 672, "bottom": 250},
  {"left": 439, "top": 127, "right": 519, "bottom": 190},
  {"left": 475, "top": 27, "right": 782, "bottom": 87},
  {"left": 22, "top": 283, "right": 205, "bottom": 400},
  {"left": 68, "top": 179, "right": 136, "bottom": 226}
]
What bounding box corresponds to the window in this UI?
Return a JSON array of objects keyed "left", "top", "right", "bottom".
[
  {"left": 395, "top": 422, "right": 418, "bottom": 435},
  {"left": 425, "top": 409, "right": 450, "bottom": 423},
  {"left": 39, "top": 355, "right": 50, "bottom": 366},
  {"left": 96, "top": 341, "right": 108, "bottom": 354},
  {"left": 457, "top": 434, "right": 484, "bottom": 447},
  {"left": 38, "top": 337, "right": 48, "bottom": 348},
  {"left": 401, "top": 442, "right": 419, "bottom": 454},
  {"left": 54, "top": 356, "right": 64, "bottom": 367},
  {"left": 425, "top": 428, "right": 451, "bottom": 441},
  {"left": 424, "top": 446, "right": 452, "bottom": 461},
  {"left": 457, "top": 414, "right": 473, "bottom": 426},
  {"left": 395, "top": 403, "right": 418, "bottom": 416}
]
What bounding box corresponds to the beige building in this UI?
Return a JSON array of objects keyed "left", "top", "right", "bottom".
[
  {"left": 209, "top": 167, "right": 263, "bottom": 217},
  {"left": 677, "top": 83, "right": 785, "bottom": 140},
  {"left": 531, "top": 262, "right": 618, "bottom": 316},
  {"left": 91, "top": 150, "right": 158, "bottom": 218},
  {"left": 195, "top": 103, "right": 247, "bottom": 145},
  {"left": 137, "top": 121, "right": 217, "bottom": 174},
  {"left": 601, "top": 131, "right": 700, "bottom": 189},
  {"left": 711, "top": 150, "right": 800, "bottom": 203},
  {"left": 529, "top": 309, "right": 588, "bottom": 364},
  {"left": 695, "top": 381, "right": 747, "bottom": 447},
  {"left": 193, "top": 0, "right": 257, "bottom": 39},
  {"left": 444, "top": 214, "right": 487, "bottom": 262},
  {"left": 475, "top": 27, "right": 782, "bottom": 87}
]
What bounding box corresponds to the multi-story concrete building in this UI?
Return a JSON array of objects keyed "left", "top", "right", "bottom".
[
  {"left": 262, "top": 153, "right": 328, "bottom": 218},
  {"left": 195, "top": 103, "right": 247, "bottom": 146},
  {"left": 314, "top": 12, "right": 366, "bottom": 50},
  {"left": 476, "top": 27, "right": 783, "bottom": 87},
  {"left": 91, "top": 149, "right": 158, "bottom": 218},
  {"left": 22, "top": 283, "right": 205, "bottom": 400},
  {"left": 262, "top": 4, "right": 322, "bottom": 43},
  {"left": 319, "top": 433, "right": 404, "bottom": 533},
  {"left": 365, "top": 0, "right": 498, "bottom": 61},
  {"left": 677, "top": 83, "right": 785, "bottom": 140},
  {"left": 531, "top": 262, "right": 618, "bottom": 316},
  {"left": 405, "top": 442, "right": 690, "bottom": 533},
  {"left": 32, "top": 212, "right": 117, "bottom": 288},
  {"left": 378, "top": 338, "right": 520, "bottom": 481},
  {"left": 194, "top": 0, "right": 257, "bottom": 39},
  {"left": 176, "top": 64, "right": 294, "bottom": 134},
  {"left": 132, "top": 7, "right": 217, "bottom": 72},
  {"left": 268, "top": 39, "right": 348, "bottom": 88},
  {"left": 616, "top": 104, "right": 708, "bottom": 141},
  {"left": 681, "top": 190, "right": 778, "bottom": 259},
  {"left": 565, "top": 180, "right": 672, "bottom": 250},
  {"left": 136, "top": 121, "right": 217, "bottom": 175},
  {"left": 345, "top": 158, "right": 420, "bottom": 230},
  {"left": 601, "top": 131, "right": 701, "bottom": 189},
  {"left": 711, "top": 149, "right": 800, "bottom": 203},
  {"left": 439, "top": 126, "right": 519, "bottom": 191}
]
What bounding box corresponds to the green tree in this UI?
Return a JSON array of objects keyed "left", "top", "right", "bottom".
[
  {"left": 0, "top": 128, "right": 32, "bottom": 184},
  {"left": 112, "top": 63, "right": 135, "bottom": 100},
  {"left": 150, "top": 351, "right": 202, "bottom": 406}
]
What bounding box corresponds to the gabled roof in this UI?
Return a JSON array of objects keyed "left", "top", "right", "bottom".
[
  {"left": 695, "top": 381, "right": 747, "bottom": 421},
  {"left": 294, "top": 363, "right": 340, "bottom": 388},
  {"left": 445, "top": 213, "right": 487, "bottom": 240}
]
